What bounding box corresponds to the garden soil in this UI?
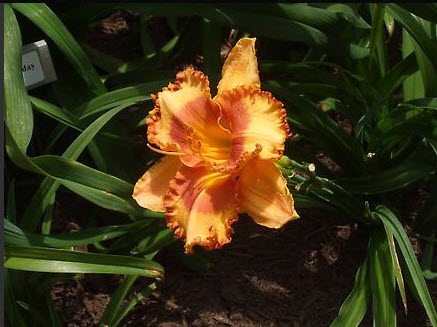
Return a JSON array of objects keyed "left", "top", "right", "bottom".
[{"left": 49, "top": 192, "right": 435, "bottom": 327}]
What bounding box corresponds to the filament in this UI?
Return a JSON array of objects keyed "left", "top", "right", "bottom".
[{"left": 147, "top": 143, "right": 185, "bottom": 156}]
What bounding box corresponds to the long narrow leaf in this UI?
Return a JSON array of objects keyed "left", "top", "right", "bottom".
[
  {"left": 77, "top": 81, "right": 161, "bottom": 118},
  {"left": 30, "top": 96, "right": 133, "bottom": 145},
  {"left": 336, "top": 151, "right": 435, "bottom": 195},
  {"left": 375, "top": 53, "right": 418, "bottom": 97},
  {"left": 387, "top": 4, "right": 437, "bottom": 72},
  {"left": 374, "top": 206, "right": 437, "bottom": 326},
  {"left": 266, "top": 82, "right": 366, "bottom": 175},
  {"left": 368, "top": 231, "right": 397, "bottom": 327},
  {"left": 398, "top": 3, "right": 437, "bottom": 25},
  {"left": 369, "top": 3, "right": 386, "bottom": 73},
  {"left": 111, "top": 283, "right": 157, "bottom": 327},
  {"left": 118, "top": 3, "right": 328, "bottom": 46},
  {"left": 5, "top": 245, "right": 163, "bottom": 278},
  {"left": 99, "top": 275, "right": 138, "bottom": 327},
  {"left": 60, "top": 180, "right": 143, "bottom": 217},
  {"left": 5, "top": 218, "right": 154, "bottom": 248},
  {"left": 7, "top": 104, "right": 145, "bottom": 230},
  {"left": 31, "top": 156, "right": 134, "bottom": 196},
  {"left": 330, "top": 255, "right": 370, "bottom": 327},
  {"left": 4, "top": 4, "right": 33, "bottom": 152},
  {"left": 384, "top": 229, "right": 408, "bottom": 313},
  {"left": 402, "top": 29, "right": 424, "bottom": 101}
]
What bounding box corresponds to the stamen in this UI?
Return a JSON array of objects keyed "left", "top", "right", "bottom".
[{"left": 147, "top": 143, "right": 185, "bottom": 156}]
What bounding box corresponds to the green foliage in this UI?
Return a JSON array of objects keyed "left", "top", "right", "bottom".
[
  {"left": 260, "top": 3, "right": 437, "bottom": 325},
  {"left": 11, "top": 3, "right": 106, "bottom": 95},
  {"left": 4, "top": 4, "right": 33, "bottom": 153},
  {"left": 329, "top": 255, "right": 371, "bottom": 327},
  {"left": 4, "top": 2, "right": 437, "bottom": 326}
]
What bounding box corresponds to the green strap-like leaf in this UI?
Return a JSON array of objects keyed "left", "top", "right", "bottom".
[
  {"left": 330, "top": 255, "right": 371, "bottom": 327},
  {"left": 285, "top": 167, "right": 366, "bottom": 221},
  {"left": 398, "top": 3, "right": 437, "bottom": 24},
  {"left": 4, "top": 4, "right": 34, "bottom": 153},
  {"left": 14, "top": 105, "right": 123, "bottom": 229},
  {"left": 20, "top": 178, "right": 61, "bottom": 233},
  {"left": 375, "top": 52, "right": 418, "bottom": 98},
  {"left": 99, "top": 275, "right": 138, "bottom": 327},
  {"left": 402, "top": 28, "right": 425, "bottom": 101},
  {"left": 29, "top": 96, "right": 134, "bottom": 145},
  {"left": 110, "top": 283, "right": 157, "bottom": 327},
  {"left": 59, "top": 180, "right": 143, "bottom": 217},
  {"left": 77, "top": 81, "right": 163, "bottom": 118},
  {"left": 368, "top": 230, "right": 397, "bottom": 327},
  {"left": 368, "top": 3, "right": 387, "bottom": 75},
  {"left": 387, "top": 4, "right": 437, "bottom": 73},
  {"left": 133, "top": 228, "right": 175, "bottom": 256},
  {"left": 405, "top": 98, "right": 437, "bottom": 110},
  {"left": 4, "top": 245, "right": 163, "bottom": 278},
  {"left": 384, "top": 229, "right": 408, "bottom": 313},
  {"left": 4, "top": 218, "right": 155, "bottom": 248},
  {"left": 336, "top": 151, "right": 435, "bottom": 195},
  {"left": 222, "top": 4, "right": 341, "bottom": 31},
  {"left": 374, "top": 206, "right": 437, "bottom": 326},
  {"left": 116, "top": 3, "right": 329, "bottom": 46},
  {"left": 5, "top": 104, "right": 155, "bottom": 230},
  {"left": 32, "top": 155, "right": 133, "bottom": 196},
  {"left": 266, "top": 82, "right": 366, "bottom": 175}
]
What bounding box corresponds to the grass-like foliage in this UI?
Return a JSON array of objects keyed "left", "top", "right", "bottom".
[{"left": 4, "top": 3, "right": 437, "bottom": 326}]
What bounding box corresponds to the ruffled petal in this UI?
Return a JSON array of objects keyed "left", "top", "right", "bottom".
[
  {"left": 164, "top": 166, "right": 239, "bottom": 254},
  {"left": 133, "top": 156, "right": 181, "bottom": 212},
  {"left": 237, "top": 160, "right": 299, "bottom": 228},
  {"left": 215, "top": 86, "right": 290, "bottom": 169},
  {"left": 147, "top": 68, "right": 231, "bottom": 167},
  {"left": 217, "top": 38, "right": 260, "bottom": 96}
]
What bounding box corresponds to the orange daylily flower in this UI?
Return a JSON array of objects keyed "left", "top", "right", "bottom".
[{"left": 133, "top": 38, "right": 299, "bottom": 254}]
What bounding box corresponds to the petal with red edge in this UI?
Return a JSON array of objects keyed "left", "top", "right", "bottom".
[
  {"left": 216, "top": 86, "right": 290, "bottom": 169},
  {"left": 164, "top": 166, "right": 239, "bottom": 254},
  {"left": 133, "top": 156, "right": 181, "bottom": 212},
  {"left": 147, "top": 67, "right": 231, "bottom": 166},
  {"left": 237, "top": 160, "right": 299, "bottom": 228},
  {"left": 217, "top": 38, "right": 260, "bottom": 96}
]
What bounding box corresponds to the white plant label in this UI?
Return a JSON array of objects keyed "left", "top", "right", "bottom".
[
  {"left": 21, "top": 40, "right": 57, "bottom": 90},
  {"left": 22, "top": 51, "right": 45, "bottom": 86}
]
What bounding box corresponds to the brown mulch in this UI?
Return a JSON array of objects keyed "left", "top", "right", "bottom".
[
  {"left": 49, "top": 196, "right": 435, "bottom": 327},
  {"left": 122, "top": 210, "right": 368, "bottom": 327}
]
